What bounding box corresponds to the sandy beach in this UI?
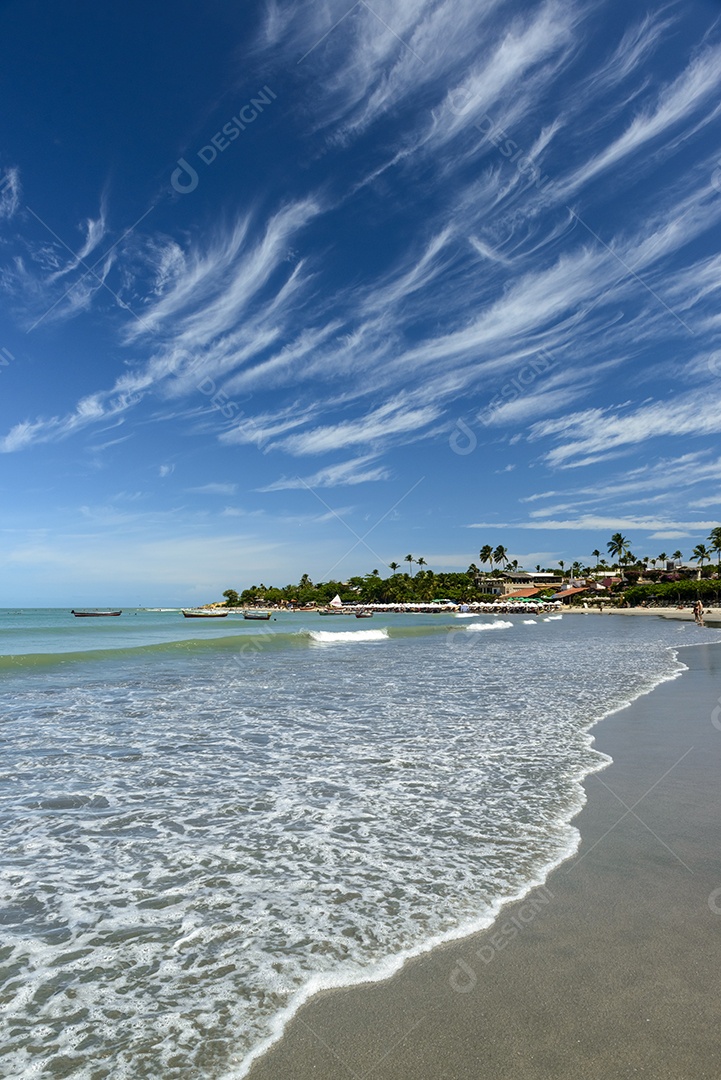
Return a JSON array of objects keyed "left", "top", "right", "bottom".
[
  {"left": 247, "top": 639, "right": 721, "bottom": 1080},
  {"left": 570, "top": 605, "right": 721, "bottom": 625}
]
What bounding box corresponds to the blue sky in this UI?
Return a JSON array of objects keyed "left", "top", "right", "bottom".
[{"left": 1, "top": 0, "right": 721, "bottom": 605}]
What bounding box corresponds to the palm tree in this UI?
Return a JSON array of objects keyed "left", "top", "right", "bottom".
[
  {"left": 479, "top": 545, "right": 493, "bottom": 573},
  {"left": 691, "top": 543, "right": 711, "bottom": 578},
  {"left": 607, "top": 533, "right": 630, "bottom": 578},
  {"left": 404, "top": 554, "right": 415, "bottom": 577},
  {"left": 707, "top": 528, "right": 721, "bottom": 575},
  {"left": 658, "top": 552, "right": 668, "bottom": 567},
  {"left": 672, "top": 550, "right": 683, "bottom": 566},
  {"left": 417, "top": 557, "right": 427, "bottom": 572},
  {"left": 558, "top": 559, "right": 565, "bottom": 578},
  {"left": 592, "top": 549, "right": 601, "bottom": 567},
  {"left": 492, "top": 545, "right": 508, "bottom": 571},
  {"left": 389, "top": 561, "right": 400, "bottom": 576}
]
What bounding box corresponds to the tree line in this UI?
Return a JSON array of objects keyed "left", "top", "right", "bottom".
[{"left": 220, "top": 528, "right": 721, "bottom": 607}]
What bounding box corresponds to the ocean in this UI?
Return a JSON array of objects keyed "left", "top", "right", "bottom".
[{"left": 0, "top": 608, "right": 714, "bottom": 1078}]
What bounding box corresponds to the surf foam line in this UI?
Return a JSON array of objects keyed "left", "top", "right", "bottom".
[
  {"left": 307, "top": 628, "right": 390, "bottom": 643},
  {"left": 465, "top": 620, "right": 513, "bottom": 631},
  {"left": 227, "top": 635, "right": 693, "bottom": 1080},
  {"left": 227, "top": 823, "right": 580, "bottom": 1080}
]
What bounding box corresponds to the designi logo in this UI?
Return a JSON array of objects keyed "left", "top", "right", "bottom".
[{"left": 171, "top": 158, "right": 199, "bottom": 195}]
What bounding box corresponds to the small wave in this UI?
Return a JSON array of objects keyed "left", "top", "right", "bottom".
[
  {"left": 454, "top": 613, "right": 476, "bottom": 618},
  {"left": 544, "top": 615, "right": 563, "bottom": 622},
  {"left": 523, "top": 619, "right": 537, "bottom": 625},
  {"left": 465, "top": 621, "right": 513, "bottom": 632},
  {"left": 308, "top": 629, "right": 390, "bottom": 644}
]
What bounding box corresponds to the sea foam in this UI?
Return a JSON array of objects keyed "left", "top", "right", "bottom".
[{"left": 308, "top": 628, "right": 389, "bottom": 643}]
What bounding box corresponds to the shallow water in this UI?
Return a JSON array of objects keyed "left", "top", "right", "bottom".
[{"left": 0, "top": 609, "right": 713, "bottom": 1078}]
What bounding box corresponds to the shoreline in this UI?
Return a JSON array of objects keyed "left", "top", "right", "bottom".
[
  {"left": 566, "top": 605, "right": 721, "bottom": 625},
  {"left": 245, "top": 639, "right": 721, "bottom": 1080}
]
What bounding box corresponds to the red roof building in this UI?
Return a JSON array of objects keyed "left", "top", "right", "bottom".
[{"left": 552, "top": 586, "right": 590, "bottom": 601}]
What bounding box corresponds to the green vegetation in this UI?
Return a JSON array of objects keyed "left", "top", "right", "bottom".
[
  {"left": 222, "top": 527, "right": 721, "bottom": 608},
  {"left": 623, "top": 579, "right": 721, "bottom": 606},
  {"left": 228, "top": 565, "right": 504, "bottom": 607}
]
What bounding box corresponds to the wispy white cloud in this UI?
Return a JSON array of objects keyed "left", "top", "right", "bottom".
[
  {"left": 220, "top": 403, "right": 318, "bottom": 448},
  {"left": 274, "top": 398, "right": 443, "bottom": 455},
  {"left": 258, "top": 454, "right": 391, "bottom": 491},
  {"left": 556, "top": 42, "right": 721, "bottom": 199},
  {"left": 46, "top": 202, "right": 109, "bottom": 282},
  {"left": 0, "top": 389, "right": 138, "bottom": 453},
  {"left": 185, "top": 482, "right": 238, "bottom": 495},
  {"left": 580, "top": 11, "right": 677, "bottom": 98},
  {"left": 466, "top": 515, "right": 720, "bottom": 532},
  {"left": 2, "top": 0, "right": 721, "bottom": 517},
  {"left": 530, "top": 387, "right": 721, "bottom": 468},
  {"left": 0, "top": 166, "right": 21, "bottom": 220}
]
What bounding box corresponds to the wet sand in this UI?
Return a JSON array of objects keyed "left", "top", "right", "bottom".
[
  {"left": 569, "top": 606, "right": 721, "bottom": 625},
  {"left": 247, "top": 641, "right": 721, "bottom": 1080}
]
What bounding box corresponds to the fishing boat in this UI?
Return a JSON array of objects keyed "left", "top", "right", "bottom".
[
  {"left": 355, "top": 611, "right": 373, "bottom": 618},
  {"left": 243, "top": 610, "right": 272, "bottom": 620},
  {"left": 318, "top": 608, "right": 348, "bottom": 615},
  {"left": 181, "top": 609, "right": 229, "bottom": 618},
  {"left": 71, "top": 609, "right": 122, "bottom": 617}
]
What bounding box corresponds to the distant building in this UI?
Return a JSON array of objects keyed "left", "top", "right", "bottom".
[
  {"left": 552, "top": 586, "right": 590, "bottom": 603},
  {"left": 501, "top": 571, "right": 562, "bottom": 594},
  {"left": 483, "top": 577, "right": 506, "bottom": 596}
]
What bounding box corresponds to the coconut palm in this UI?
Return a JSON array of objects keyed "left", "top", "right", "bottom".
[
  {"left": 479, "top": 545, "right": 493, "bottom": 572},
  {"left": 607, "top": 533, "right": 630, "bottom": 578},
  {"left": 492, "top": 545, "right": 508, "bottom": 571},
  {"left": 691, "top": 543, "right": 711, "bottom": 577},
  {"left": 672, "top": 550, "right": 683, "bottom": 566},
  {"left": 389, "top": 561, "right": 400, "bottom": 575},
  {"left": 658, "top": 552, "right": 668, "bottom": 566},
  {"left": 417, "top": 557, "right": 427, "bottom": 572},
  {"left": 404, "top": 554, "right": 415, "bottom": 576},
  {"left": 592, "top": 549, "right": 601, "bottom": 567},
  {"left": 708, "top": 528, "right": 721, "bottom": 574}
]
